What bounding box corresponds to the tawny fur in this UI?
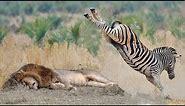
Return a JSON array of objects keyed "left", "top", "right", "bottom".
[
  {"left": 54, "top": 68, "right": 116, "bottom": 87},
  {"left": 21, "top": 76, "right": 39, "bottom": 90},
  {"left": 10, "top": 63, "right": 73, "bottom": 90},
  {"left": 8, "top": 64, "right": 116, "bottom": 90}
]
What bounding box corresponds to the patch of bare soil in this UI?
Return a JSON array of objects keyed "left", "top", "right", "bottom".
[{"left": 0, "top": 83, "right": 167, "bottom": 105}]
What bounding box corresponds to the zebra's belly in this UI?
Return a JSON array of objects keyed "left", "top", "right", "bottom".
[{"left": 123, "top": 56, "right": 152, "bottom": 75}]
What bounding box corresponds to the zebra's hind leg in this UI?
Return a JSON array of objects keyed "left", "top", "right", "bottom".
[{"left": 146, "top": 75, "right": 171, "bottom": 100}]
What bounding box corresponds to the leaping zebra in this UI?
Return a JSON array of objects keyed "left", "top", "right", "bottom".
[{"left": 84, "top": 8, "right": 181, "bottom": 99}]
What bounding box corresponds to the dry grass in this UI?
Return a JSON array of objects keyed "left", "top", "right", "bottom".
[{"left": 0, "top": 33, "right": 101, "bottom": 87}]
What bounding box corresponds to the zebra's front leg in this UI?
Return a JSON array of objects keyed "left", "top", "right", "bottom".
[{"left": 146, "top": 75, "right": 171, "bottom": 99}]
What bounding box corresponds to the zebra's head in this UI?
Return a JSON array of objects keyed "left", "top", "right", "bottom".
[
  {"left": 169, "top": 47, "right": 182, "bottom": 58},
  {"left": 166, "top": 64, "right": 175, "bottom": 80},
  {"left": 166, "top": 47, "right": 181, "bottom": 80}
]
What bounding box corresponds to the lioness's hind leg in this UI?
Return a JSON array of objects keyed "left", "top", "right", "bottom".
[
  {"left": 55, "top": 75, "right": 77, "bottom": 90},
  {"left": 86, "top": 81, "right": 113, "bottom": 87}
]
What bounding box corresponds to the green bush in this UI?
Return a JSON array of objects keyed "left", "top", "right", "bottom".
[
  {"left": 0, "top": 16, "right": 8, "bottom": 27},
  {"left": 167, "top": 16, "right": 185, "bottom": 39},
  {"left": 48, "top": 20, "right": 100, "bottom": 56},
  {"left": 48, "top": 15, "right": 62, "bottom": 30},
  {"left": 20, "top": 16, "right": 62, "bottom": 45},
  {"left": 70, "top": 21, "right": 81, "bottom": 45},
  {"left": 0, "top": 28, "right": 8, "bottom": 44},
  {"left": 79, "top": 21, "right": 101, "bottom": 56},
  {"left": 48, "top": 21, "right": 82, "bottom": 48},
  {"left": 62, "top": 1, "right": 82, "bottom": 13},
  {"left": 21, "top": 3, "right": 35, "bottom": 15},
  {"left": 146, "top": 22, "right": 156, "bottom": 44},
  {"left": 47, "top": 28, "right": 69, "bottom": 46},
  {"left": 37, "top": 2, "right": 55, "bottom": 13}
]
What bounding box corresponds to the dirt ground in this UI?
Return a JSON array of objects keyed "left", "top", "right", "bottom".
[{"left": 0, "top": 83, "right": 169, "bottom": 105}]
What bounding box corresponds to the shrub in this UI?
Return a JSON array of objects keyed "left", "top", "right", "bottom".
[
  {"left": 47, "top": 27, "right": 69, "bottom": 46},
  {"left": 37, "top": 2, "right": 55, "bottom": 13},
  {"left": 62, "top": 1, "right": 82, "bottom": 13},
  {"left": 79, "top": 21, "right": 101, "bottom": 56},
  {"left": 48, "top": 15, "right": 62, "bottom": 30},
  {"left": 21, "top": 16, "right": 62, "bottom": 45},
  {"left": 0, "top": 28, "right": 8, "bottom": 44},
  {"left": 167, "top": 16, "right": 185, "bottom": 39},
  {"left": 70, "top": 21, "right": 81, "bottom": 45}
]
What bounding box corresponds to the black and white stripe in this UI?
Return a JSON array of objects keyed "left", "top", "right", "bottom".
[{"left": 84, "top": 8, "right": 181, "bottom": 98}]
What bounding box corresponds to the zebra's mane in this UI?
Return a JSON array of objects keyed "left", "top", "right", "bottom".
[
  {"left": 153, "top": 47, "right": 169, "bottom": 51},
  {"left": 152, "top": 46, "right": 176, "bottom": 54}
]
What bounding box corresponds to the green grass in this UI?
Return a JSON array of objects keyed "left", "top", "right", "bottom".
[
  {"left": 70, "top": 21, "right": 82, "bottom": 45},
  {"left": 47, "top": 27, "right": 69, "bottom": 46},
  {"left": 166, "top": 15, "right": 185, "bottom": 39},
  {"left": 0, "top": 1, "right": 185, "bottom": 55},
  {"left": 20, "top": 15, "right": 62, "bottom": 46},
  {"left": 0, "top": 28, "right": 8, "bottom": 44},
  {"left": 47, "top": 20, "right": 101, "bottom": 56}
]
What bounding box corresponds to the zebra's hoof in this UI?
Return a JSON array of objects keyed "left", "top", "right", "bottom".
[
  {"left": 90, "top": 8, "right": 95, "bottom": 13},
  {"left": 84, "top": 13, "right": 89, "bottom": 18}
]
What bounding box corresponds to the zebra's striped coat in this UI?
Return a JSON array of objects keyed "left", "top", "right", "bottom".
[{"left": 84, "top": 8, "right": 181, "bottom": 99}]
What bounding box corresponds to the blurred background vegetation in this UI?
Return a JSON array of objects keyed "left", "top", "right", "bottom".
[{"left": 0, "top": 1, "right": 185, "bottom": 55}]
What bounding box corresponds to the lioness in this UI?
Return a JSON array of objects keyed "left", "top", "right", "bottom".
[
  {"left": 21, "top": 68, "right": 116, "bottom": 90},
  {"left": 6, "top": 64, "right": 116, "bottom": 90},
  {"left": 9, "top": 63, "right": 74, "bottom": 90},
  {"left": 22, "top": 76, "right": 39, "bottom": 90}
]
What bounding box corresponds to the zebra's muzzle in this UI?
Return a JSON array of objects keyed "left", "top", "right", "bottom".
[
  {"left": 175, "top": 54, "right": 182, "bottom": 58},
  {"left": 168, "top": 73, "right": 175, "bottom": 80}
]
